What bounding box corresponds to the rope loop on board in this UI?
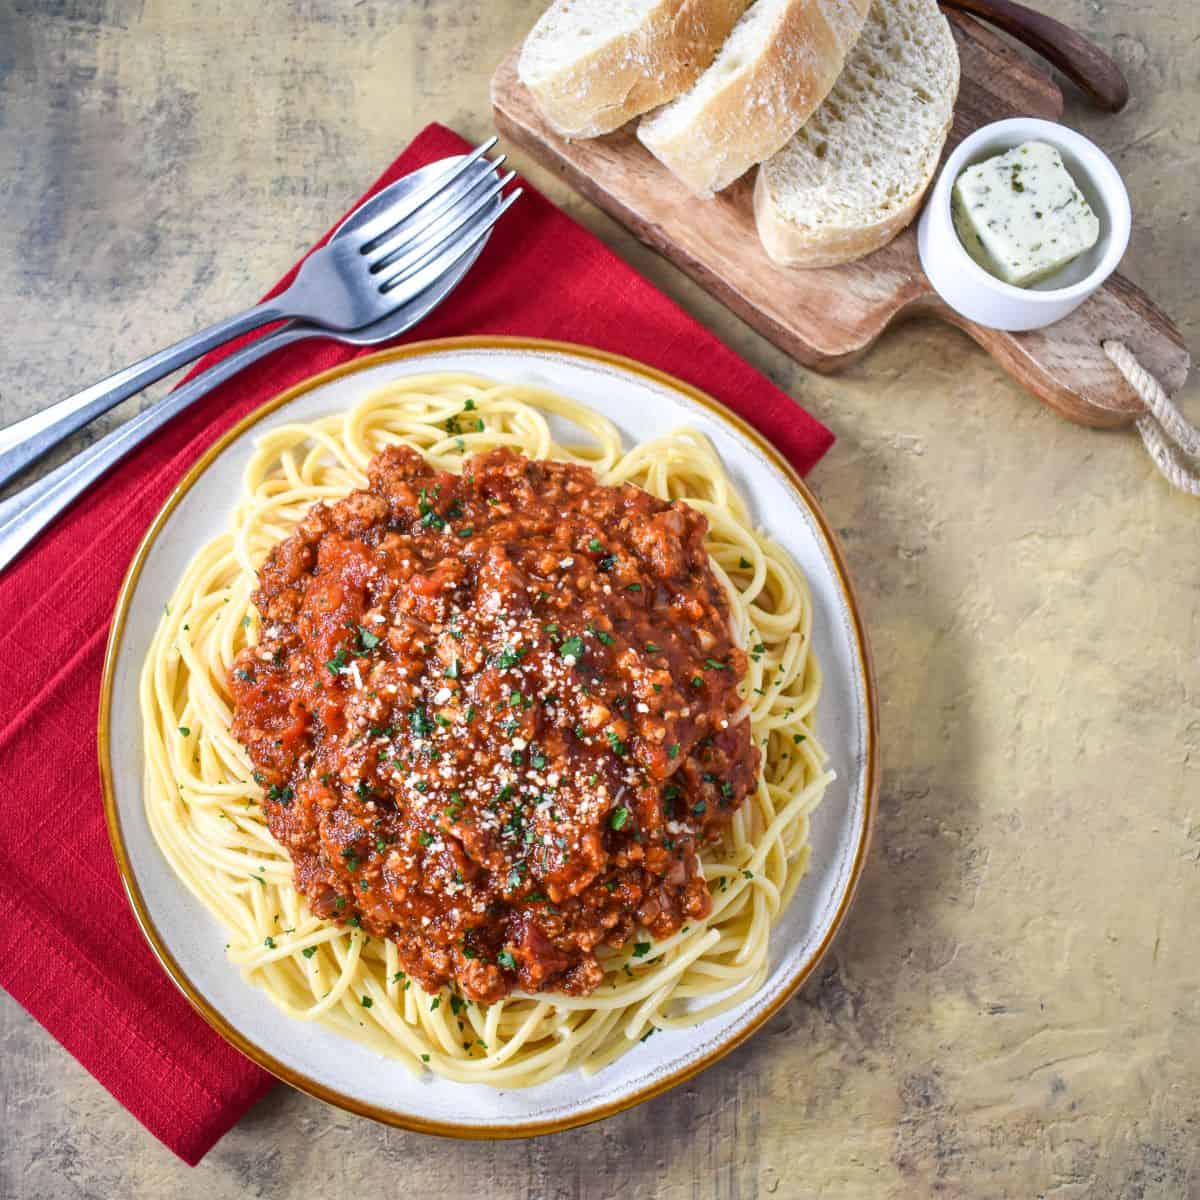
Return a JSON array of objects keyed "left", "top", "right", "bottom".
[{"left": 1101, "top": 340, "right": 1200, "bottom": 496}]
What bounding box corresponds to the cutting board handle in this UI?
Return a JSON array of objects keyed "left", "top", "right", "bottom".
[
  {"left": 925, "top": 274, "right": 1191, "bottom": 428},
  {"left": 940, "top": 0, "right": 1129, "bottom": 112}
]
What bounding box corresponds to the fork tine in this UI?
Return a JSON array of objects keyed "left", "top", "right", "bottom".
[
  {"left": 368, "top": 170, "right": 517, "bottom": 287},
  {"left": 364, "top": 155, "right": 508, "bottom": 270},
  {"left": 349, "top": 136, "right": 499, "bottom": 254},
  {"left": 378, "top": 189, "right": 523, "bottom": 298}
]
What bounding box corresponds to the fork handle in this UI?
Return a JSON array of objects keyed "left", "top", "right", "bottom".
[
  {"left": 0, "top": 297, "right": 286, "bottom": 491},
  {"left": 0, "top": 319, "right": 312, "bottom": 575}
]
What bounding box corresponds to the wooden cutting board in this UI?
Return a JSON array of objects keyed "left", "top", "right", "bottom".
[{"left": 492, "top": 12, "right": 1189, "bottom": 429}]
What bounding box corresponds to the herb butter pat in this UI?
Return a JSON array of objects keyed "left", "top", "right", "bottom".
[{"left": 951, "top": 140, "right": 1100, "bottom": 287}]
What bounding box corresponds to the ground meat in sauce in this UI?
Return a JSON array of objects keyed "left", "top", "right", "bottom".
[{"left": 230, "top": 446, "right": 759, "bottom": 1003}]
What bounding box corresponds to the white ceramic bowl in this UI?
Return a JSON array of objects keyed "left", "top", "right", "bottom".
[{"left": 917, "top": 117, "right": 1131, "bottom": 331}]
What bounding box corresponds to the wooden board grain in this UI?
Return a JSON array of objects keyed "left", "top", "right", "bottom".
[{"left": 492, "top": 12, "right": 1190, "bottom": 428}]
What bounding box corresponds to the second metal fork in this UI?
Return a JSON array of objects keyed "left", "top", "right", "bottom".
[{"left": 0, "top": 138, "right": 518, "bottom": 490}]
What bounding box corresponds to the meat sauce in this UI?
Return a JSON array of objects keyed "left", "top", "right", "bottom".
[{"left": 230, "top": 445, "right": 758, "bottom": 1003}]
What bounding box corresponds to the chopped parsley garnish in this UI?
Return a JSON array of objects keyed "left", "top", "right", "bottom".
[
  {"left": 457, "top": 526, "right": 473, "bottom": 538},
  {"left": 644, "top": 643, "right": 660, "bottom": 653},
  {"left": 409, "top": 705, "right": 435, "bottom": 738},
  {"left": 558, "top": 636, "right": 585, "bottom": 661},
  {"left": 177, "top": 725, "right": 190, "bottom": 737},
  {"left": 444, "top": 658, "right": 460, "bottom": 679},
  {"left": 360, "top": 995, "right": 373, "bottom": 1009},
  {"left": 609, "top": 806, "right": 630, "bottom": 831},
  {"left": 263, "top": 936, "right": 276, "bottom": 950},
  {"left": 667, "top": 743, "right": 680, "bottom": 759},
  {"left": 356, "top": 625, "right": 380, "bottom": 652},
  {"left": 493, "top": 645, "right": 526, "bottom": 669},
  {"left": 632, "top": 942, "right": 651, "bottom": 958},
  {"left": 605, "top": 730, "right": 627, "bottom": 756},
  {"left": 325, "top": 648, "right": 349, "bottom": 675},
  {"left": 301, "top": 947, "right": 317, "bottom": 959},
  {"left": 626, "top": 583, "right": 642, "bottom": 592},
  {"left": 418, "top": 831, "right": 435, "bottom": 847},
  {"left": 692, "top": 800, "right": 707, "bottom": 815},
  {"left": 417, "top": 488, "right": 446, "bottom": 531},
  {"left": 267, "top": 783, "right": 293, "bottom": 805},
  {"left": 793, "top": 734, "right": 807, "bottom": 745},
  {"left": 597, "top": 555, "right": 616, "bottom": 572},
  {"left": 588, "top": 538, "right": 602, "bottom": 552},
  {"left": 497, "top": 949, "right": 517, "bottom": 970},
  {"left": 595, "top": 629, "right": 615, "bottom": 645},
  {"left": 739, "top": 557, "right": 752, "bottom": 569},
  {"left": 704, "top": 658, "right": 728, "bottom": 671}
]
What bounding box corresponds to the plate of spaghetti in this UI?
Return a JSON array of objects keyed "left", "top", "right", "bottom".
[{"left": 100, "top": 336, "right": 877, "bottom": 1136}]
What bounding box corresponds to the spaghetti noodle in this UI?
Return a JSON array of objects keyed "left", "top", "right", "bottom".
[{"left": 141, "top": 373, "right": 831, "bottom": 1086}]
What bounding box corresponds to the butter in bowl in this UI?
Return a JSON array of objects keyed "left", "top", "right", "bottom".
[
  {"left": 952, "top": 140, "right": 1099, "bottom": 287},
  {"left": 917, "top": 117, "right": 1131, "bottom": 331}
]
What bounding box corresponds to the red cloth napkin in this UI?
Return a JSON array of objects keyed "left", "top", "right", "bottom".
[{"left": 0, "top": 123, "right": 832, "bottom": 1164}]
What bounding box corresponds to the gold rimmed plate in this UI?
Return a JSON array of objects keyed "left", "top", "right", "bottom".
[{"left": 99, "top": 337, "right": 878, "bottom": 1137}]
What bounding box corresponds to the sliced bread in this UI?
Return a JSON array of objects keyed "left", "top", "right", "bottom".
[
  {"left": 754, "top": 0, "right": 960, "bottom": 267},
  {"left": 519, "top": 0, "right": 754, "bottom": 140},
  {"left": 636, "top": 0, "right": 872, "bottom": 198}
]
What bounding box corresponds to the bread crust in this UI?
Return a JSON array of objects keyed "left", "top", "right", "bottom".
[
  {"left": 637, "top": 0, "right": 871, "bottom": 198},
  {"left": 519, "top": 0, "right": 752, "bottom": 139},
  {"left": 753, "top": 0, "right": 960, "bottom": 267},
  {"left": 752, "top": 111, "right": 950, "bottom": 266}
]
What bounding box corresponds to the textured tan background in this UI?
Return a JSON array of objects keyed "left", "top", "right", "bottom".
[{"left": 1, "top": 2, "right": 1197, "bottom": 1197}]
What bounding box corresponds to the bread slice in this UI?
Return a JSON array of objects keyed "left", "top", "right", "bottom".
[
  {"left": 636, "top": 0, "right": 872, "bottom": 198},
  {"left": 754, "top": 0, "right": 960, "bottom": 267},
  {"left": 518, "top": 0, "right": 754, "bottom": 140}
]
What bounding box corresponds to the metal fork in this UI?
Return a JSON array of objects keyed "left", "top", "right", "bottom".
[
  {"left": 0, "top": 154, "right": 522, "bottom": 576},
  {"left": 0, "top": 153, "right": 521, "bottom": 575},
  {"left": 0, "top": 137, "right": 518, "bottom": 490}
]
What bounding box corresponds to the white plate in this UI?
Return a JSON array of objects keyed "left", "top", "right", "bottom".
[{"left": 100, "top": 337, "right": 878, "bottom": 1137}]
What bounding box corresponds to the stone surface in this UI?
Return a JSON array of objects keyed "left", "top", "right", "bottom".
[{"left": 1, "top": 2, "right": 1197, "bottom": 1197}]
